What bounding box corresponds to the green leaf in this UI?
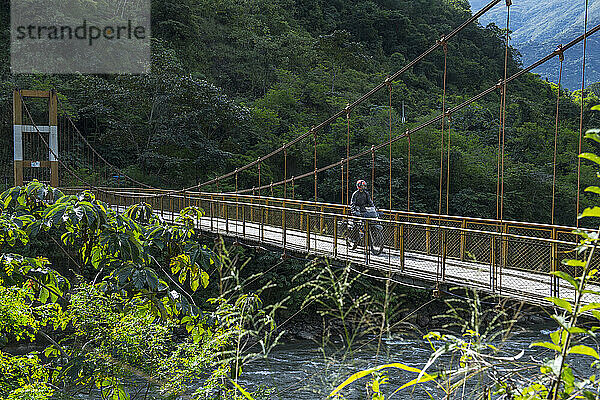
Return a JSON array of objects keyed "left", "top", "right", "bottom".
[
  {"left": 568, "top": 345, "right": 600, "bottom": 359},
  {"left": 116, "top": 267, "right": 133, "bottom": 284},
  {"left": 545, "top": 297, "right": 572, "bottom": 313},
  {"left": 109, "top": 384, "right": 130, "bottom": 400},
  {"left": 39, "top": 287, "right": 49, "bottom": 304},
  {"left": 531, "top": 342, "right": 562, "bottom": 352},
  {"left": 586, "top": 186, "right": 600, "bottom": 195},
  {"left": 190, "top": 277, "right": 199, "bottom": 292},
  {"left": 581, "top": 289, "right": 600, "bottom": 295},
  {"left": 179, "top": 269, "right": 187, "bottom": 285},
  {"left": 585, "top": 131, "right": 600, "bottom": 143},
  {"left": 564, "top": 259, "right": 586, "bottom": 267},
  {"left": 579, "top": 207, "right": 600, "bottom": 218},
  {"left": 581, "top": 303, "right": 600, "bottom": 313},
  {"left": 53, "top": 207, "right": 66, "bottom": 226},
  {"left": 392, "top": 373, "right": 438, "bottom": 393},
  {"left": 580, "top": 153, "right": 600, "bottom": 165},
  {"left": 81, "top": 203, "right": 96, "bottom": 226},
  {"left": 584, "top": 390, "right": 597, "bottom": 400},
  {"left": 562, "top": 366, "right": 575, "bottom": 394},
  {"left": 44, "top": 346, "right": 57, "bottom": 357},
  {"left": 329, "top": 363, "right": 429, "bottom": 397},
  {"left": 145, "top": 269, "right": 159, "bottom": 290},
  {"left": 27, "top": 220, "right": 42, "bottom": 238},
  {"left": 229, "top": 380, "right": 255, "bottom": 400},
  {"left": 61, "top": 231, "right": 73, "bottom": 246},
  {"left": 131, "top": 270, "right": 145, "bottom": 290},
  {"left": 201, "top": 270, "right": 209, "bottom": 289},
  {"left": 551, "top": 271, "right": 578, "bottom": 289},
  {"left": 550, "top": 329, "right": 566, "bottom": 345},
  {"left": 592, "top": 105, "right": 600, "bottom": 111},
  {"left": 91, "top": 246, "right": 102, "bottom": 269}
]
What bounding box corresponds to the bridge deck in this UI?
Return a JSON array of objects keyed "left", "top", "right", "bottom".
[
  {"left": 96, "top": 190, "right": 600, "bottom": 308},
  {"left": 195, "top": 214, "right": 599, "bottom": 307}
]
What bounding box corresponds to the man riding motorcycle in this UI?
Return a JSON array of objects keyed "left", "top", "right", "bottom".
[
  {"left": 347, "top": 180, "right": 384, "bottom": 254},
  {"left": 350, "top": 179, "right": 375, "bottom": 217}
]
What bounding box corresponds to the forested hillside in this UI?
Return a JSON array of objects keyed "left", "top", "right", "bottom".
[
  {"left": 1, "top": 0, "right": 599, "bottom": 226},
  {"left": 469, "top": 0, "right": 600, "bottom": 89}
]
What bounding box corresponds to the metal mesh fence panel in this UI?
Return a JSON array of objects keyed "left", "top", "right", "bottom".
[
  {"left": 508, "top": 225, "right": 552, "bottom": 240},
  {"left": 404, "top": 219, "right": 428, "bottom": 254},
  {"left": 556, "top": 229, "right": 580, "bottom": 278},
  {"left": 464, "top": 222, "right": 497, "bottom": 264},
  {"left": 443, "top": 225, "right": 462, "bottom": 260},
  {"left": 285, "top": 208, "right": 301, "bottom": 232},
  {"left": 505, "top": 237, "right": 551, "bottom": 274},
  {"left": 314, "top": 215, "right": 335, "bottom": 256}
]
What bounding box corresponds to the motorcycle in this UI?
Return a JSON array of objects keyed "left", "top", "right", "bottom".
[{"left": 339, "top": 207, "right": 385, "bottom": 256}]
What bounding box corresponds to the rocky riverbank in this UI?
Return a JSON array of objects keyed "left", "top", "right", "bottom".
[{"left": 280, "top": 294, "right": 553, "bottom": 342}]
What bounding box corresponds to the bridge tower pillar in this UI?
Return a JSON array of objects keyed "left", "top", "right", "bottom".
[{"left": 12, "top": 90, "right": 59, "bottom": 187}]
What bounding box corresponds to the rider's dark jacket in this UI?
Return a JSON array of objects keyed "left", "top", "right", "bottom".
[{"left": 350, "top": 189, "right": 375, "bottom": 215}]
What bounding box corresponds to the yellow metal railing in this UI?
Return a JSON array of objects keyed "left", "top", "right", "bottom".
[{"left": 65, "top": 187, "right": 597, "bottom": 305}]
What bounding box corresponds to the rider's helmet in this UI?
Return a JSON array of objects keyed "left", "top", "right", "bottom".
[{"left": 356, "top": 180, "right": 367, "bottom": 190}]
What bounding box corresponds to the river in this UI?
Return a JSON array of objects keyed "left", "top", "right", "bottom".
[
  {"left": 238, "top": 321, "right": 571, "bottom": 399},
  {"left": 71, "top": 320, "right": 587, "bottom": 399}
]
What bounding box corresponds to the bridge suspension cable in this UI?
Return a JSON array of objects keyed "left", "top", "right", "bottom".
[
  {"left": 496, "top": 1, "right": 511, "bottom": 221},
  {"left": 64, "top": 0, "right": 505, "bottom": 202},
  {"left": 17, "top": 90, "right": 156, "bottom": 194},
  {"left": 445, "top": 115, "right": 452, "bottom": 215},
  {"left": 407, "top": 132, "right": 411, "bottom": 212},
  {"left": 56, "top": 4, "right": 600, "bottom": 209},
  {"left": 345, "top": 109, "right": 350, "bottom": 204},
  {"left": 17, "top": 90, "right": 98, "bottom": 189},
  {"left": 438, "top": 40, "right": 449, "bottom": 218},
  {"left": 577, "top": 0, "right": 590, "bottom": 227},
  {"left": 552, "top": 46, "right": 565, "bottom": 225},
  {"left": 192, "top": 0, "right": 504, "bottom": 193},
  {"left": 387, "top": 79, "right": 393, "bottom": 212},
  {"left": 56, "top": 97, "right": 156, "bottom": 189},
  {"left": 229, "top": 23, "right": 600, "bottom": 201},
  {"left": 436, "top": 38, "right": 450, "bottom": 285},
  {"left": 496, "top": 0, "right": 511, "bottom": 294}
]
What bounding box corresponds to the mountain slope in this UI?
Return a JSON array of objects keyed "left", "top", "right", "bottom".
[{"left": 469, "top": 0, "right": 600, "bottom": 89}]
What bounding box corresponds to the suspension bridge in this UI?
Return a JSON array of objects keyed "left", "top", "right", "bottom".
[{"left": 8, "top": 0, "right": 600, "bottom": 307}]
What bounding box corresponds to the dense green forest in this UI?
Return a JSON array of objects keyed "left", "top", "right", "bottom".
[
  {"left": 1, "top": 0, "right": 600, "bottom": 223},
  {"left": 0, "top": 182, "right": 296, "bottom": 399}
]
